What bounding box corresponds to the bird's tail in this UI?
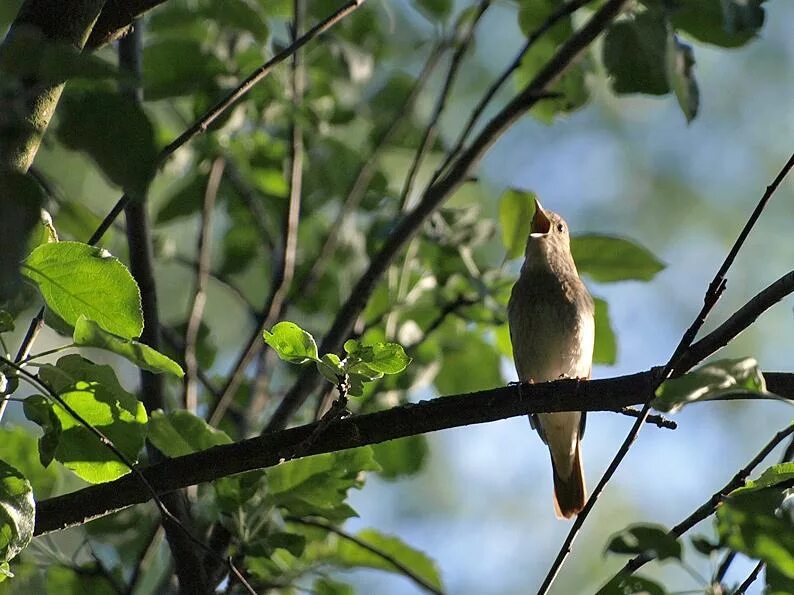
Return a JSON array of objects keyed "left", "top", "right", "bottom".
[{"left": 551, "top": 440, "right": 586, "bottom": 519}]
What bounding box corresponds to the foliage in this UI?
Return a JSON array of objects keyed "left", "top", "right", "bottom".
[{"left": 0, "top": 0, "right": 780, "bottom": 592}]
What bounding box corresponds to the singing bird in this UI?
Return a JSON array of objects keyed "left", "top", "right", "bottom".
[{"left": 507, "top": 199, "right": 594, "bottom": 519}]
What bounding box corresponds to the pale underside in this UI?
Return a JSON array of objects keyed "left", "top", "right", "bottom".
[{"left": 508, "top": 268, "right": 594, "bottom": 479}]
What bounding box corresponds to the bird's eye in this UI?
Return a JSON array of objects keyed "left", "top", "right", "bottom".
[{"left": 556, "top": 223, "right": 565, "bottom": 233}]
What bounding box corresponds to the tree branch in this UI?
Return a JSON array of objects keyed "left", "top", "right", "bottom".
[
  {"left": 33, "top": 370, "right": 794, "bottom": 536},
  {"left": 264, "top": 0, "right": 633, "bottom": 432},
  {"left": 184, "top": 157, "right": 225, "bottom": 412},
  {"left": 0, "top": 0, "right": 106, "bottom": 172}
]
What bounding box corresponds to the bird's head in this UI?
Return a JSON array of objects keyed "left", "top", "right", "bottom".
[{"left": 523, "top": 198, "right": 575, "bottom": 273}]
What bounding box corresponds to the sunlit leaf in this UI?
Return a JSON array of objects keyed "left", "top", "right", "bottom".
[
  {"left": 264, "top": 321, "right": 319, "bottom": 364},
  {"left": 22, "top": 242, "right": 143, "bottom": 339},
  {"left": 35, "top": 355, "right": 147, "bottom": 483},
  {"left": 654, "top": 358, "right": 771, "bottom": 413},
  {"left": 73, "top": 316, "right": 183, "bottom": 377}
]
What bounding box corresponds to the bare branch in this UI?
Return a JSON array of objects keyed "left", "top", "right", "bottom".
[
  {"left": 87, "top": 0, "right": 168, "bottom": 49},
  {"left": 33, "top": 370, "right": 794, "bottom": 535},
  {"left": 184, "top": 158, "right": 225, "bottom": 412}
]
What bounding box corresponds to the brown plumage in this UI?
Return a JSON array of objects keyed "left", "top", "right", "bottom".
[{"left": 507, "top": 199, "right": 594, "bottom": 519}]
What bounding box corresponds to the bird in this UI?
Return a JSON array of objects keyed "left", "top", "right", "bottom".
[{"left": 507, "top": 198, "right": 594, "bottom": 519}]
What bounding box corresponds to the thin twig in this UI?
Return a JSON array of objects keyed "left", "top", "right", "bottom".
[
  {"left": 610, "top": 421, "right": 794, "bottom": 578},
  {"left": 184, "top": 157, "right": 225, "bottom": 412},
  {"left": 734, "top": 561, "right": 765, "bottom": 595},
  {"left": 618, "top": 407, "right": 676, "bottom": 430},
  {"left": 0, "top": 309, "right": 44, "bottom": 422},
  {"left": 86, "top": 0, "right": 368, "bottom": 249},
  {"left": 714, "top": 551, "right": 737, "bottom": 586},
  {"left": 208, "top": 0, "right": 309, "bottom": 426},
  {"left": 264, "top": 0, "right": 632, "bottom": 434},
  {"left": 676, "top": 269, "right": 794, "bottom": 372},
  {"left": 286, "top": 516, "right": 443, "bottom": 595},
  {"left": 431, "top": 0, "right": 594, "bottom": 185},
  {"left": 538, "top": 150, "right": 794, "bottom": 594}
]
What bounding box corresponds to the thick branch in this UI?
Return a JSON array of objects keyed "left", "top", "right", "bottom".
[
  {"left": 34, "top": 370, "right": 794, "bottom": 535},
  {"left": 0, "top": 0, "right": 106, "bottom": 172}
]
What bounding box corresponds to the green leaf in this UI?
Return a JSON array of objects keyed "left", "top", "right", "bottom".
[
  {"left": 0, "top": 427, "right": 59, "bottom": 499},
  {"left": 269, "top": 448, "right": 380, "bottom": 521},
  {"left": 143, "top": 38, "right": 226, "bottom": 101},
  {"left": 73, "top": 316, "right": 184, "bottom": 378},
  {"left": 155, "top": 175, "right": 207, "bottom": 224},
  {"left": 732, "top": 463, "right": 794, "bottom": 496},
  {"left": 435, "top": 330, "right": 502, "bottom": 394},
  {"left": 593, "top": 297, "right": 617, "bottom": 366},
  {"left": 352, "top": 343, "right": 411, "bottom": 375},
  {"left": 654, "top": 358, "right": 770, "bottom": 413},
  {"left": 36, "top": 355, "right": 148, "bottom": 483},
  {"left": 716, "top": 488, "right": 794, "bottom": 579},
  {"left": 603, "top": 11, "right": 670, "bottom": 95},
  {"left": 669, "top": 0, "right": 766, "bottom": 48},
  {"left": 596, "top": 573, "right": 667, "bottom": 595},
  {"left": 690, "top": 535, "right": 721, "bottom": 555},
  {"left": 333, "top": 528, "right": 443, "bottom": 591},
  {"left": 372, "top": 436, "right": 429, "bottom": 480},
  {"left": 56, "top": 90, "right": 158, "bottom": 196},
  {"left": 214, "top": 469, "right": 267, "bottom": 514},
  {"left": 22, "top": 395, "right": 61, "bottom": 467},
  {"left": 314, "top": 577, "right": 354, "bottom": 595},
  {"left": 516, "top": 4, "right": 589, "bottom": 122},
  {"left": 606, "top": 524, "right": 681, "bottom": 561},
  {"left": 263, "top": 321, "right": 319, "bottom": 364},
  {"left": 317, "top": 353, "right": 345, "bottom": 384},
  {"left": 0, "top": 311, "right": 13, "bottom": 333},
  {"left": 499, "top": 188, "right": 535, "bottom": 260},
  {"left": 0, "top": 172, "right": 45, "bottom": 301},
  {"left": 21, "top": 242, "right": 143, "bottom": 339},
  {"left": 45, "top": 565, "right": 117, "bottom": 595},
  {"left": 571, "top": 235, "right": 665, "bottom": 283},
  {"left": 666, "top": 36, "right": 699, "bottom": 122},
  {"left": 0, "top": 459, "right": 34, "bottom": 567},
  {"left": 147, "top": 410, "right": 232, "bottom": 458}
]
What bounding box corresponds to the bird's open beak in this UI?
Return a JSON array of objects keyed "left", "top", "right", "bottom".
[{"left": 530, "top": 198, "right": 551, "bottom": 236}]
